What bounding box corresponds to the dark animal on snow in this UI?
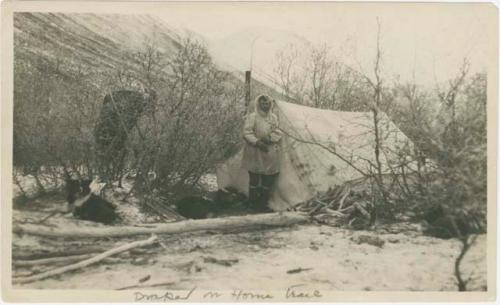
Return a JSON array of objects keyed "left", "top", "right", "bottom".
[
  {"left": 422, "top": 204, "right": 485, "bottom": 239},
  {"left": 80, "top": 179, "right": 92, "bottom": 195},
  {"left": 213, "top": 187, "right": 247, "bottom": 210},
  {"left": 174, "top": 196, "right": 218, "bottom": 220},
  {"left": 65, "top": 178, "right": 118, "bottom": 225},
  {"left": 174, "top": 188, "right": 247, "bottom": 220},
  {"left": 65, "top": 179, "right": 82, "bottom": 206}
]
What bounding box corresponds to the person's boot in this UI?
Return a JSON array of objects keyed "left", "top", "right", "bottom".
[
  {"left": 258, "top": 187, "right": 273, "bottom": 213},
  {"left": 247, "top": 186, "right": 261, "bottom": 212}
]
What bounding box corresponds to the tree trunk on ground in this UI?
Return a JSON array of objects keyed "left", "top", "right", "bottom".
[
  {"left": 12, "top": 235, "right": 158, "bottom": 285},
  {"left": 13, "top": 246, "right": 109, "bottom": 261},
  {"left": 13, "top": 257, "right": 123, "bottom": 280},
  {"left": 13, "top": 212, "right": 310, "bottom": 238},
  {"left": 13, "top": 254, "right": 94, "bottom": 267}
]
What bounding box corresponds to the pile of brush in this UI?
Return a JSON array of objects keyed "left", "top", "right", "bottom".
[{"left": 292, "top": 182, "right": 375, "bottom": 229}]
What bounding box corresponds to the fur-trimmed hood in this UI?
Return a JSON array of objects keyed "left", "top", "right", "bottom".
[{"left": 247, "top": 94, "right": 276, "bottom": 117}]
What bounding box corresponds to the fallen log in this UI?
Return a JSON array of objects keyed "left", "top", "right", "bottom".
[
  {"left": 35, "top": 211, "right": 62, "bottom": 224},
  {"left": 352, "top": 202, "right": 372, "bottom": 219},
  {"left": 324, "top": 208, "right": 347, "bottom": 217},
  {"left": 13, "top": 212, "right": 309, "bottom": 239},
  {"left": 13, "top": 254, "right": 93, "bottom": 267},
  {"left": 336, "top": 187, "right": 351, "bottom": 210},
  {"left": 116, "top": 280, "right": 177, "bottom": 291},
  {"left": 13, "top": 235, "right": 158, "bottom": 285},
  {"left": 12, "top": 270, "right": 36, "bottom": 278},
  {"left": 308, "top": 204, "right": 324, "bottom": 216},
  {"left": 13, "top": 246, "right": 109, "bottom": 261},
  {"left": 13, "top": 257, "right": 124, "bottom": 279}
]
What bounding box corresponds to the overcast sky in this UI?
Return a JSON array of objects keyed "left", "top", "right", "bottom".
[{"left": 152, "top": 2, "right": 496, "bottom": 87}]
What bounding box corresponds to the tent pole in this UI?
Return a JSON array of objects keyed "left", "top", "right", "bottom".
[{"left": 245, "top": 70, "right": 251, "bottom": 109}]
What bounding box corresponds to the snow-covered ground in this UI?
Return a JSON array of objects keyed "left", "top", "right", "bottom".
[
  {"left": 13, "top": 172, "right": 63, "bottom": 199},
  {"left": 12, "top": 172, "right": 220, "bottom": 224},
  {"left": 13, "top": 221, "right": 486, "bottom": 291},
  {"left": 11, "top": 173, "right": 486, "bottom": 292}
]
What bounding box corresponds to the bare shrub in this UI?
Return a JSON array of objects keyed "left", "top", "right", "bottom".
[
  {"left": 14, "top": 33, "right": 244, "bottom": 205},
  {"left": 121, "top": 38, "right": 244, "bottom": 199},
  {"left": 272, "top": 21, "right": 487, "bottom": 228}
]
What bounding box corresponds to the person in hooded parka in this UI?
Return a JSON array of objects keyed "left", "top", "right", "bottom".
[{"left": 242, "top": 95, "right": 283, "bottom": 212}]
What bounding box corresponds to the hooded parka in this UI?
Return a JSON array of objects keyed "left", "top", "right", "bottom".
[{"left": 241, "top": 95, "right": 282, "bottom": 175}]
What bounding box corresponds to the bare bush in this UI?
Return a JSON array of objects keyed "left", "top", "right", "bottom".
[
  {"left": 272, "top": 20, "right": 487, "bottom": 227},
  {"left": 14, "top": 33, "right": 244, "bottom": 205},
  {"left": 121, "top": 38, "right": 244, "bottom": 199},
  {"left": 14, "top": 44, "right": 103, "bottom": 185},
  {"left": 274, "top": 43, "right": 371, "bottom": 111}
]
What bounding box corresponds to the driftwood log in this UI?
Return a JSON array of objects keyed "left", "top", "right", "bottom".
[
  {"left": 13, "top": 235, "right": 158, "bottom": 285},
  {"left": 116, "top": 280, "right": 177, "bottom": 291},
  {"left": 13, "top": 212, "right": 309, "bottom": 238},
  {"left": 13, "top": 254, "right": 94, "bottom": 267},
  {"left": 13, "top": 246, "right": 109, "bottom": 261}
]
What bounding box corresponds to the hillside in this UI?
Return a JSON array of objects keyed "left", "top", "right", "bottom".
[
  {"left": 14, "top": 12, "right": 278, "bottom": 97},
  {"left": 14, "top": 13, "right": 180, "bottom": 73}
]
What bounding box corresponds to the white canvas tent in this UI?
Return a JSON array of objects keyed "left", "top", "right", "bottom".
[{"left": 216, "top": 100, "right": 414, "bottom": 211}]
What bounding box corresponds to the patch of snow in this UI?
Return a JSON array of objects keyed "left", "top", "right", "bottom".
[{"left": 198, "top": 173, "right": 218, "bottom": 192}]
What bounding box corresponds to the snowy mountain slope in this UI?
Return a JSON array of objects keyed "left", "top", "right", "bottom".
[
  {"left": 14, "top": 12, "right": 279, "bottom": 98},
  {"left": 14, "top": 13, "right": 181, "bottom": 73}
]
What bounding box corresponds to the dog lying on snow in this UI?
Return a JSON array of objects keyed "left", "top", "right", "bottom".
[
  {"left": 65, "top": 178, "right": 118, "bottom": 225},
  {"left": 422, "top": 204, "right": 485, "bottom": 239},
  {"left": 173, "top": 187, "right": 248, "bottom": 220}
]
